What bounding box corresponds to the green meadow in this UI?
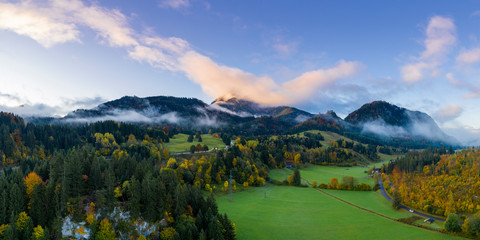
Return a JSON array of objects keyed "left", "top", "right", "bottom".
[
  {"left": 165, "top": 133, "right": 226, "bottom": 153},
  {"left": 217, "top": 186, "right": 462, "bottom": 240}
]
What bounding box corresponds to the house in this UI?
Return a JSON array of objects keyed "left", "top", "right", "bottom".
[
  {"left": 423, "top": 218, "right": 434, "bottom": 224},
  {"left": 286, "top": 161, "right": 294, "bottom": 169}
]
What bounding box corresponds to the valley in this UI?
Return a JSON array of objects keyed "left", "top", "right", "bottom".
[
  {"left": 2, "top": 2, "right": 479, "bottom": 239},
  {"left": 0, "top": 97, "right": 474, "bottom": 239}
]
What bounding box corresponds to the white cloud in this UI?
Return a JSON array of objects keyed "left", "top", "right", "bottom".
[
  {"left": 443, "top": 126, "right": 480, "bottom": 146},
  {"left": 0, "top": 0, "right": 138, "bottom": 48},
  {"left": 401, "top": 16, "right": 456, "bottom": 82},
  {"left": 401, "top": 62, "right": 432, "bottom": 83},
  {"left": 159, "top": 0, "right": 191, "bottom": 9},
  {"left": 456, "top": 48, "right": 480, "bottom": 64},
  {"left": 0, "top": 2, "right": 80, "bottom": 48},
  {"left": 434, "top": 104, "right": 463, "bottom": 123}
]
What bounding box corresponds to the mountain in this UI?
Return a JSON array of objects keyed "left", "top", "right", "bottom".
[
  {"left": 344, "top": 101, "right": 457, "bottom": 144},
  {"left": 26, "top": 96, "right": 458, "bottom": 147},
  {"left": 291, "top": 110, "right": 349, "bottom": 133},
  {"left": 62, "top": 96, "right": 247, "bottom": 127},
  {"left": 211, "top": 97, "right": 314, "bottom": 123}
]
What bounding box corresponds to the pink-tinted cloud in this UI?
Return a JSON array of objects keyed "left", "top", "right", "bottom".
[
  {"left": 457, "top": 48, "right": 480, "bottom": 64},
  {"left": 434, "top": 104, "right": 463, "bottom": 122},
  {"left": 178, "top": 51, "right": 361, "bottom": 105}
]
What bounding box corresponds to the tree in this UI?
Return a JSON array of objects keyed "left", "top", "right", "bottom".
[
  {"left": 198, "top": 135, "right": 203, "bottom": 142},
  {"left": 463, "top": 214, "right": 480, "bottom": 237},
  {"left": 0, "top": 191, "right": 8, "bottom": 224},
  {"left": 190, "top": 145, "right": 196, "bottom": 154},
  {"left": 0, "top": 125, "right": 15, "bottom": 158},
  {"left": 96, "top": 218, "right": 116, "bottom": 240},
  {"left": 392, "top": 189, "right": 401, "bottom": 210},
  {"left": 187, "top": 135, "right": 194, "bottom": 143},
  {"left": 29, "top": 183, "right": 47, "bottom": 227},
  {"left": 160, "top": 227, "right": 177, "bottom": 240},
  {"left": 444, "top": 213, "right": 461, "bottom": 232},
  {"left": 293, "top": 169, "right": 301, "bottom": 186},
  {"left": 10, "top": 184, "right": 24, "bottom": 215},
  {"left": 329, "top": 178, "right": 338, "bottom": 189},
  {"left": 32, "top": 225, "right": 45, "bottom": 240},
  {"left": 15, "top": 212, "right": 30, "bottom": 231},
  {"left": 24, "top": 172, "right": 43, "bottom": 197}
]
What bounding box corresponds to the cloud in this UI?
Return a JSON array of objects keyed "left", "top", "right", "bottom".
[
  {"left": 463, "top": 88, "right": 480, "bottom": 99},
  {"left": 0, "top": 0, "right": 361, "bottom": 108},
  {"left": 0, "top": 2, "right": 80, "bottom": 48},
  {"left": 178, "top": 51, "right": 361, "bottom": 105},
  {"left": 0, "top": 92, "right": 105, "bottom": 117},
  {"left": 361, "top": 119, "right": 408, "bottom": 137},
  {"left": 401, "top": 16, "right": 456, "bottom": 82},
  {"left": 66, "top": 109, "right": 182, "bottom": 124},
  {"left": 445, "top": 72, "right": 471, "bottom": 88},
  {"left": 434, "top": 104, "right": 463, "bottom": 123},
  {"left": 159, "top": 0, "right": 191, "bottom": 9},
  {"left": 456, "top": 48, "right": 480, "bottom": 64},
  {"left": 443, "top": 126, "right": 480, "bottom": 146}
]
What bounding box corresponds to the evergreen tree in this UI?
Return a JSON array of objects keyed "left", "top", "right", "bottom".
[
  {"left": 29, "top": 184, "right": 47, "bottom": 227},
  {"left": 293, "top": 169, "right": 301, "bottom": 186},
  {"left": 23, "top": 217, "right": 34, "bottom": 240},
  {"left": 104, "top": 167, "right": 116, "bottom": 212},
  {"left": 127, "top": 176, "right": 141, "bottom": 218},
  {"left": 10, "top": 183, "right": 24, "bottom": 215},
  {"left": 0, "top": 125, "right": 15, "bottom": 158},
  {"left": 89, "top": 158, "right": 102, "bottom": 191},
  {"left": 0, "top": 190, "right": 8, "bottom": 224}
]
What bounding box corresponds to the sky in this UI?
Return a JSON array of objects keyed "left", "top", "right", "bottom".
[{"left": 0, "top": 0, "right": 480, "bottom": 144}]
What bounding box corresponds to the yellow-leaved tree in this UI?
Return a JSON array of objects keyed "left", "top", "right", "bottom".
[
  {"left": 32, "top": 225, "right": 44, "bottom": 240},
  {"left": 24, "top": 172, "right": 43, "bottom": 197},
  {"left": 96, "top": 218, "right": 116, "bottom": 240}
]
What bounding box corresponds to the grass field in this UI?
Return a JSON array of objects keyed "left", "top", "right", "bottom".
[
  {"left": 217, "top": 186, "right": 462, "bottom": 240},
  {"left": 165, "top": 133, "right": 226, "bottom": 153},
  {"left": 269, "top": 164, "right": 420, "bottom": 220},
  {"left": 270, "top": 165, "right": 375, "bottom": 185}
]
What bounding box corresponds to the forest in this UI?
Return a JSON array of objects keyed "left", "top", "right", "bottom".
[
  {"left": 384, "top": 148, "right": 480, "bottom": 237},
  {"left": 0, "top": 110, "right": 453, "bottom": 239}
]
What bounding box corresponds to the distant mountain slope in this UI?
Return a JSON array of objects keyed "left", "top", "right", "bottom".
[
  {"left": 211, "top": 97, "right": 313, "bottom": 123},
  {"left": 64, "top": 96, "right": 246, "bottom": 127},
  {"left": 345, "top": 101, "right": 457, "bottom": 144},
  {"left": 292, "top": 110, "right": 349, "bottom": 133},
  {"left": 25, "top": 96, "right": 458, "bottom": 147}
]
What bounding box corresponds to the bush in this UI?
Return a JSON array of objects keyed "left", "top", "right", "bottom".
[{"left": 444, "top": 213, "right": 461, "bottom": 232}]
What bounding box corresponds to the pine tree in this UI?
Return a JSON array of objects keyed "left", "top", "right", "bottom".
[
  {"left": 104, "top": 167, "right": 116, "bottom": 212},
  {"left": 0, "top": 190, "right": 8, "bottom": 224},
  {"left": 127, "top": 176, "right": 141, "bottom": 218},
  {"left": 10, "top": 183, "right": 24, "bottom": 215},
  {"left": 29, "top": 184, "right": 47, "bottom": 227}
]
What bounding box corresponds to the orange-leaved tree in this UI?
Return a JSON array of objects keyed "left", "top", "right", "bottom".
[{"left": 24, "top": 172, "right": 43, "bottom": 197}]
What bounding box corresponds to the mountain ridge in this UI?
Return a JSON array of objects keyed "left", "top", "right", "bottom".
[{"left": 25, "top": 95, "right": 457, "bottom": 147}]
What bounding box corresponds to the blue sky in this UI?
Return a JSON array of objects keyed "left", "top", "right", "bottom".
[{"left": 0, "top": 0, "right": 479, "bottom": 144}]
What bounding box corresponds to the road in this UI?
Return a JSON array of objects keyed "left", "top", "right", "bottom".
[{"left": 378, "top": 177, "right": 446, "bottom": 223}]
